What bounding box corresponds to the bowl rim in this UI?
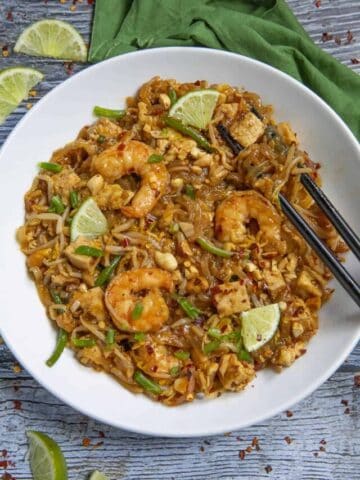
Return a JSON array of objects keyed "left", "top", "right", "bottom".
[{"left": 1, "top": 46, "right": 359, "bottom": 437}]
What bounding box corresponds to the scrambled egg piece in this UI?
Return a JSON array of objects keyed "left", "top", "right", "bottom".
[{"left": 218, "top": 354, "right": 255, "bottom": 391}]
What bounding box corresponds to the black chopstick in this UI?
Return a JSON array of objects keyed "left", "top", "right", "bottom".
[
  {"left": 301, "top": 173, "right": 360, "bottom": 261},
  {"left": 279, "top": 193, "right": 360, "bottom": 307}
]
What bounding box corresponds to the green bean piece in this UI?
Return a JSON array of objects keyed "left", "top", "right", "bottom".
[
  {"left": 70, "top": 190, "right": 79, "bottom": 209},
  {"left": 38, "top": 162, "right": 62, "bottom": 173},
  {"left": 50, "top": 289, "right": 63, "bottom": 305},
  {"left": 95, "top": 255, "right": 121, "bottom": 287},
  {"left": 168, "top": 88, "right": 177, "bottom": 106},
  {"left": 48, "top": 195, "right": 65, "bottom": 214},
  {"left": 147, "top": 154, "right": 164, "bottom": 164},
  {"left": 172, "top": 294, "right": 202, "bottom": 320},
  {"left": 46, "top": 329, "right": 68, "bottom": 367},
  {"left": 174, "top": 350, "right": 190, "bottom": 361},
  {"left": 207, "top": 327, "right": 222, "bottom": 339},
  {"left": 134, "top": 370, "right": 162, "bottom": 395},
  {"left": 196, "top": 237, "right": 233, "bottom": 258},
  {"left": 72, "top": 337, "right": 96, "bottom": 348},
  {"left": 134, "top": 332, "right": 146, "bottom": 342},
  {"left": 238, "top": 349, "right": 253, "bottom": 362},
  {"left": 131, "top": 302, "right": 144, "bottom": 320},
  {"left": 184, "top": 184, "right": 195, "bottom": 200},
  {"left": 203, "top": 340, "right": 221, "bottom": 354},
  {"left": 93, "top": 106, "right": 126, "bottom": 120},
  {"left": 74, "top": 245, "right": 103, "bottom": 257},
  {"left": 169, "top": 366, "right": 180, "bottom": 376},
  {"left": 164, "top": 117, "right": 213, "bottom": 152}
]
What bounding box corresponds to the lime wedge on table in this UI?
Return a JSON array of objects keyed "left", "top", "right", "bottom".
[
  {"left": 71, "top": 197, "right": 108, "bottom": 242},
  {"left": 89, "top": 472, "right": 109, "bottom": 480},
  {"left": 241, "top": 303, "right": 280, "bottom": 352},
  {"left": 169, "top": 89, "right": 220, "bottom": 130},
  {"left": 14, "top": 19, "right": 87, "bottom": 62},
  {"left": 0, "top": 67, "right": 43, "bottom": 124},
  {"left": 27, "top": 430, "right": 68, "bottom": 480}
]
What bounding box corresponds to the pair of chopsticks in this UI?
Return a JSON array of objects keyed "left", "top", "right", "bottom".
[
  {"left": 216, "top": 123, "right": 360, "bottom": 307},
  {"left": 279, "top": 173, "right": 360, "bottom": 307}
]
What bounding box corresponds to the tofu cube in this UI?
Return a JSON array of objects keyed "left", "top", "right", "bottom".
[
  {"left": 230, "top": 112, "right": 265, "bottom": 147},
  {"left": 213, "top": 281, "right": 251, "bottom": 316}
]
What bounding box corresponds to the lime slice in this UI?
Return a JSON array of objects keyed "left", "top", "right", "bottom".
[
  {"left": 0, "top": 67, "right": 43, "bottom": 124},
  {"left": 89, "top": 472, "right": 109, "bottom": 480},
  {"left": 27, "top": 430, "right": 68, "bottom": 480},
  {"left": 241, "top": 303, "right": 280, "bottom": 352},
  {"left": 71, "top": 197, "right": 108, "bottom": 242},
  {"left": 14, "top": 19, "right": 87, "bottom": 62},
  {"left": 169, "top": 89, "right": 220, "bottom": 130}
]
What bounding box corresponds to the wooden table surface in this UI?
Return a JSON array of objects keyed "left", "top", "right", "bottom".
[{"left": 0, "top": 1, "right": 359, "bottom": 479}]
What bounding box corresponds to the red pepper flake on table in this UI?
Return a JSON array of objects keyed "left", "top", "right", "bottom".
[
  {"left": 284, "top": 436, "right": 293, "bottom": 444},
  {"left": 314, "top": 0, "right": 321, "bottom": 7},
  {"left": 2, "top": 46, "right": 9, "bottom": 58},
  {"left": 319, "top": 439, "right": 327, "bottom": 445},
  {"left": 63, "top": 62, "right": 74, "bottom": 75},
  {"left": 344, "top": 407, "right": 351, "bottom": 414},
  {"left": 322, "top": 32, "right": 333, "bottom": 42},
  {"left": 351, "top": 58, "right": 360, "bottom": 65},
  {"left": 239, "top": 450, "right": 245, "bottom": 460},
  {"left": 82, "top": 437, "right": 91, "bottom": 447},
  {"left": 354, "top": 374, "right": 360, "bottom": 386},
  {"left": 6, "top": 10, "right": 13, "bottom": 21},
  {"left": 285, "top": 410, "right": 293, "bottom": 418},
  {"left": 341, "top": 399, "right": 349, "bottom": 406},
  {"left": 13, "top": 400, "right": 22, "bottom": 410},
  {"left": 265, "top": 465, "right": 273, "bottom": 474},
  {"left": 345, "top": 30, "right": 354, "bottom": 44}
]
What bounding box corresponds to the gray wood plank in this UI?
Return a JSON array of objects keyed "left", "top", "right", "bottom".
[{"left": 0, "top": 1, "right": 359, "bottom": 479}]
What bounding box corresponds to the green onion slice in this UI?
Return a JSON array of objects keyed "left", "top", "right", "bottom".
[
  {"left": 46, "top": 329, "right": 68, "bottom": 367},
  {"left": 134, "top": 370, "right": 162, "bottom": 395},
  {"left": 39, "top": 162, "right": 62, "bottom": 173},
  {"left": 93, "top": 106, "right": 126, "bottom": 120},
  {"left": 131, "top": 302, "right": 144, "bottom": 320},
  {"left": 95, "top": 256, "right": 121, "bottom": 287},
  {"left": 147, "top": 154, "right": 164, "bottom": 164},
  {"left": 172, "top": 294, "right": 202, "bottom": 320},
  {"left": 196, "top": 237, "right": 233, "bottom": 258},
  {"left": 72, "top": 337, "right": 96, "bottom": 348}
]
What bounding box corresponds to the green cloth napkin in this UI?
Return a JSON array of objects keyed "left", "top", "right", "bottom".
[{"left": 89, "top": 0, "right": 360, "bottom": 140}]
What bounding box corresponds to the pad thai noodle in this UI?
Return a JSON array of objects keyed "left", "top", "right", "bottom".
[{"left": 17, "top": 77, "right": 346, "bottom": 405}]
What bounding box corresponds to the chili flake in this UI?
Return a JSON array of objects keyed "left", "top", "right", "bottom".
[
  {"left": 13, "top": 400, "right": 22, "bottom": 410},
  {"left": 354, "top": 374, "right": 360, "bottom": 386},
  {"left": 314, "top": 0, "right": 321, "bottom": 7},
  {"left": 321, "top": 32, "right": 333, "bottom": 42},
  {"left": 239, "top": 450, "right": 245, "bottom": 460},
  {"left": 351, "top": 58, "right": 360, "bottom": 65},
  {"left": 285, "top": 410, "right": 293, "bottom": 418},
  {"left": 265, "top": 465, "right": 273, "bottom": 473},
  {"left": 344, "top": 407, "right": 350, "bottom": 414},
  {"left": 319, "top": 439, "right": 327, "bottom": 445},
  {"left": 284, "top": 436, "right": 292, "bottom": 444},
  {"left": 82, "top": 437, "right": 91, "bottom": 447},
  {"left": 6, "top": 10, "right": 13, "bottom": 21},
  {"left": 341, "top": 399, "right": 349, "bottom": 406},
  {"left": 98, "top": 431, "right": 105, "bottom": 438}
]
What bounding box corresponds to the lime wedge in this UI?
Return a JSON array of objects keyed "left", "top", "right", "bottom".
[
  {"left": 0, "top": 67, "right": 43, "bottom": 124},
  {"left": 71, "top": 197, "right": 108, "bottom": 242},
  {"left": 169, "top": 89, "right": 220, "bottom": 130},
  {"left": 27, "top": 430, "right": 68, "bottom": 480},
  {"left": 241, "top": 303, "right": 280, "bottom": 352},
  {"left": 14, "top": 19, "right": 87, "bottom": 62},
  {"left": 89, "top": 472, "right": 109, "bottom": 480}
]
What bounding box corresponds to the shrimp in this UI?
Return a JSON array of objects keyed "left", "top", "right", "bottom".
[
  {"left": 215, "top": 190, "right": 284, "bottom": 252},
  {"left": 105, "top": 268, "right": 174, "bottom": 333},
  {"left": 92, "top": 140, "right": 169, "bottom": 218}
]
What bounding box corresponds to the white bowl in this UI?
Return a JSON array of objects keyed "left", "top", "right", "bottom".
[{"left": 0, "top": 48, "right": 359, "bottom": 437}]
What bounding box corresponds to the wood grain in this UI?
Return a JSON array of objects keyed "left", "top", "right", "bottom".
[{"left": 0, "top": 1, "right": 359, "bottom": 479}]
